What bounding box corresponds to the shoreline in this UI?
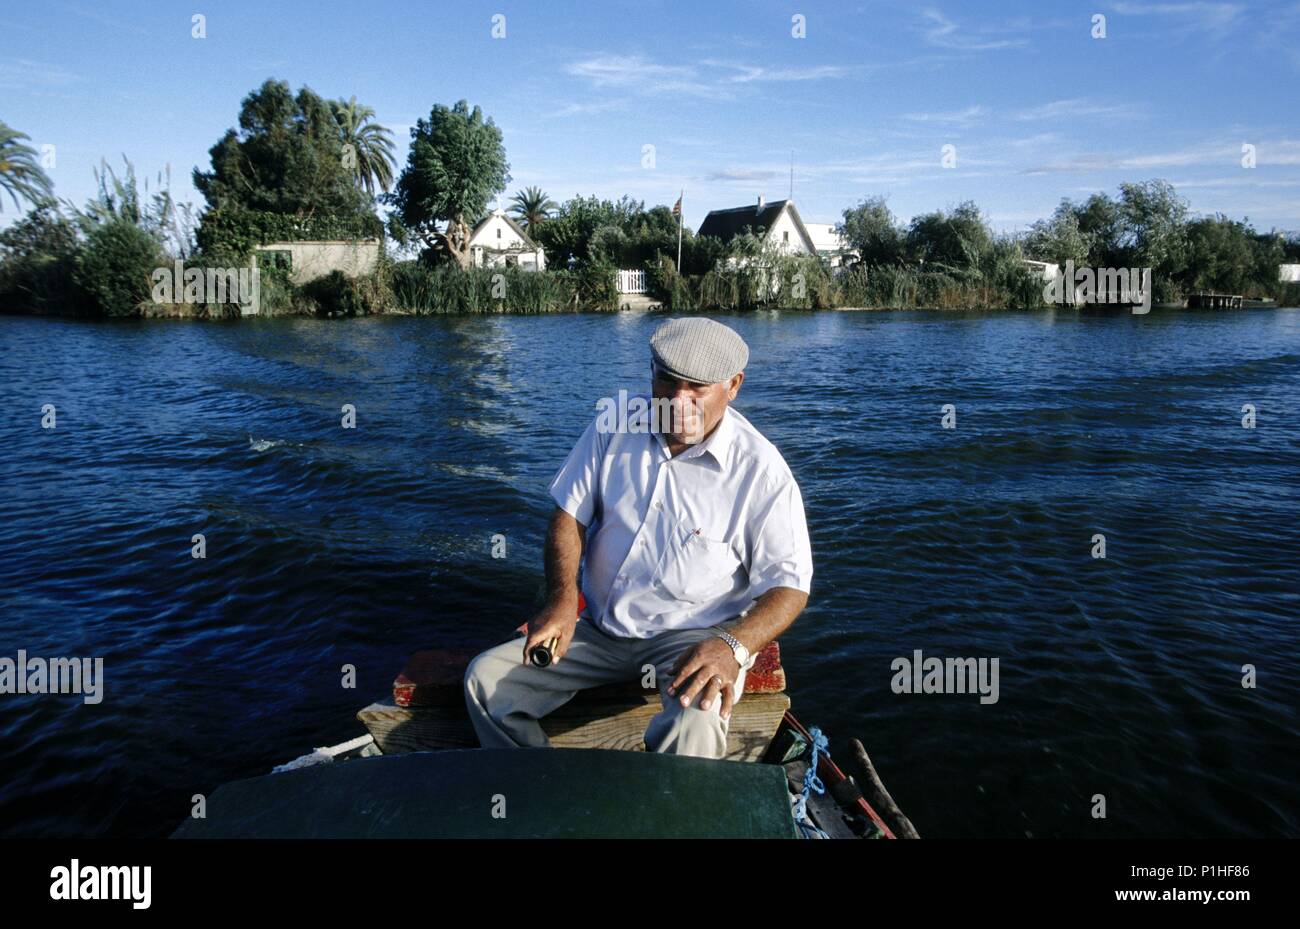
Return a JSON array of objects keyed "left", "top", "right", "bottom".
[{"left": 2, "top": 302, "right": 1294, "bottom": 321}]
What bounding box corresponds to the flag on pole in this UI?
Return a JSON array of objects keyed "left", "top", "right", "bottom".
[{"left": 672, "top": 195, "right": 682, "bottom": 217}]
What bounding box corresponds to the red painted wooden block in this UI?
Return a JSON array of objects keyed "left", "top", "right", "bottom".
[{"left": 393, "top": 648, "right": 484, "bottom": 708}]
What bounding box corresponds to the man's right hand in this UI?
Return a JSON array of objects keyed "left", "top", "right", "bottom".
[{"left": 522, "top": 597, "right": 580, "bottom": 666}]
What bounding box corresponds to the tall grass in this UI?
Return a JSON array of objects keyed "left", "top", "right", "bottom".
[{"left": 389, "top": 262, "right": 616, "bottom": 314}]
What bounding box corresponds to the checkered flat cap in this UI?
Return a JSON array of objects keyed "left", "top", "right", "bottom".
[{"left": 649, "top": 317, "right": 749, "bottom": 384}]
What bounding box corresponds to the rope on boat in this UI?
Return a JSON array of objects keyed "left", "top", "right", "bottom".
[{"left": 792, "top": 726, "right": 831, "bottom": 839}]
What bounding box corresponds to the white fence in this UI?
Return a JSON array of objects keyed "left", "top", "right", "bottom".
[{"left": 617, "top": 269, "right": 648, "bottom": 294}]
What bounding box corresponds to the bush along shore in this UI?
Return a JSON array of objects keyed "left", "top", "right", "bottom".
[{"left": 3, "top": 81, "right": 1298, "bottom": 320}]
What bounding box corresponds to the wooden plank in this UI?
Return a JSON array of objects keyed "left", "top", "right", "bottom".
[
  {"left": 846, "top": 738, "right": 921, "bottom": 839},
  {"left": 359, "top": 690, "right": 791, "bottom": 763}
]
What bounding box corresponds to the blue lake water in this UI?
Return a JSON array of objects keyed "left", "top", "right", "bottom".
[{"left": 0, "top": 307, "right": 1297, "bottom": 838}]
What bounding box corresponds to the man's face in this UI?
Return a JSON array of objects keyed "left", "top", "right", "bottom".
[{"left": 650, "top": 360, "right": 744, "bottom": 445}]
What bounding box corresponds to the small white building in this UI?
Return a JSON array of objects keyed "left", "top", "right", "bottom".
[
  {"left": 467, "top": 209, "right": 546, "bottom": 271},
  {"left": 254, "top": 239, "right": 381, "bottom": 285},
  {"left": 803, "top": 222, "right": 858, "bottom": 270},
  {"left": 1280, "top": 263, "right": 1300, "bottom": 283},
  {"left": 697, "top": 197, "right": 818, "bottom": 257}
]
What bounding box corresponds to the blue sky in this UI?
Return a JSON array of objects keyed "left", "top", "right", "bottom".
[{"left": 5, "top": 0, "right": 1299, "bottom": 236}]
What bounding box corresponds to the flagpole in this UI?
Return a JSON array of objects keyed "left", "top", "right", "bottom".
[{"left": 676, "top": 189, "right": 683, "bottom": 274}]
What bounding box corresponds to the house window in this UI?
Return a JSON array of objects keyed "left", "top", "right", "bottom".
[
  {"left": 783, "top": 231, "right": 789, "bottom": 243},
  {"left": 496, "top": 228, "right": 502, "bottom": 239}
]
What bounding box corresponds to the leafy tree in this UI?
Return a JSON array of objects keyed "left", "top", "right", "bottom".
[
  {"left": 508, "top": 186, "right": 557, "bottom": 235},
  {"left": 1072, "top": 193, "right": 1125, "bottom": 266},
  {"left": 193, "top": 80, "right": 376, "bottom": 255},
  {"left": 1251, "top": 230, "right": 1287, "bottom": 296},
  {"left": 0, "top": 121, "right": 54, "bottom": 213},
  {"left": 531, "top": 195, "right": 644, "bottom": 268},
  {"left": 589, "top": 224, "right": 629, "bottom": 265},
  {"left": 389, "top": 100, "right": 510, "bottom": 267},
  {"left": 0, "top": 201, "right": 78, "bottom": 257},
  {"left": 0, "top": 202, "right": 85, "bottom": 313},
  {"left": 680, "top": 234, "right": 727, "bottom": 275},
  {"left": 839, "top": 196, "right": 906, "bottom": 266},
  {"left": 1025, "top": 203, "right": 1090, "bottom": 266},
  {"left": 905, "top": 200, "right": 992, "bottom": 271},
  {"left": 1179, "top": 214, "right": 1256, "bottom": 294},
  {"left": 1117, "top": 179, "right": 1189, "bottom": 281},
  {"left": 1027, "top": 193, "right": 1124, "bottom": 267},
  {"left": 1281, "top": 232, "right": 1300, "bottom": 263},
  {"left": 74, "top": 219, "right": 165, "bottom": 316},
  {"left": 331, "top": 95, "right": 396, "bottom": 195},
  {"left": 621, "top": 204, "right": 680, "bottom": 267}
]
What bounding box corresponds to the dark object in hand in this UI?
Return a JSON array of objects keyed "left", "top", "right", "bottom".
[{"left": 530, "top": 637, "right": 559, "bottom": 668}]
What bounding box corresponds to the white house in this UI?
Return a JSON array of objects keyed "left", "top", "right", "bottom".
[
  {"left": 697, "top": 197, "right": 818, "bottom": 257},
  {"left": 467, "top": 209, "right": 546, "bottom": 271},
  {"left": 253, "top": 239, "right": 381, "bottom": 286},
  {"left": 1280, "top": 263, "right": 1300, "bottom": 283},
  {"left": 803, "top": 221, "right": 858, "bottom": 269}
]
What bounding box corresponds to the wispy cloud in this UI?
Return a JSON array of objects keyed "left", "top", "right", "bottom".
[
  {"left": 548, "top": 100, "right": 626, "bottom": 118},
  {"left": 565, "top": 55, "right": 734, "bottom": 101},
  {"left": 1007, "top": 132, "right": 1063, "bottom": 149},
  {"left": 565, "top": 55, "right": 724, "bottom": 99},
  {"left": 704, "top": 168, "right": 780, "bottom": 182},
  {"left": 1014, "top": 98, "right": 1143, "bottom": 121},
  {"left": 1022, "top": 138, "right": 1300, "bottom": 174},
  {"left": 1165, "top": 175, "right": 1300, "bottom": 189},
  {"left": 918, "top": 8, "right": 1030, "bottom": 50},
  {"left": 0, "top": 58, "right": 78, "bottom": 89},
  {"left": 53, "top": 1, "right": 152, "bottom": 37},
  {"left": 1109, "top": 2, "right": 1245, "bottom": 30},
  {"left": 903, "top": 105, "right": 987, "bottom": 125},
  {"left": 702, "top": 60, "right": 853, "bottom": 83},
  {"left": 564, "top": 54, "right": 855, "bottom": 101}
]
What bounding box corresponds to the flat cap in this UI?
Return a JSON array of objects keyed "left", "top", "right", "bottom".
[{"left": 649, "top": 317, "right": 749, "bottom": 384}]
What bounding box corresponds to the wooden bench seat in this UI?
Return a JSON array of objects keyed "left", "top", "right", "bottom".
[
  {"left": 391, "top": 638, "right": 786, "bottom": 707},
  {"left": 358, "top": 637, "right": 789, "bottom": 763}
]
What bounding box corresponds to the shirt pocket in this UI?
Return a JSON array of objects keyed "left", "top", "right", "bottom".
[{"left": 656, "top": 523, "right": 742, "bottom": 604}]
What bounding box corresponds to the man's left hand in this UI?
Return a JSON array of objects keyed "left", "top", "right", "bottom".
[{"left": 667, "top": 637, "right": 741, "bottom": 719}]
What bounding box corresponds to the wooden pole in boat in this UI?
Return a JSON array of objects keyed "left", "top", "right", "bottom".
[{"left": 846, "top": 738, "right": 921, "bottom": 839}]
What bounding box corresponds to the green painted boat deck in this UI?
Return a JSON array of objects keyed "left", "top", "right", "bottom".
[{"left": 172, "top": 748, "right": 800, "bottom": 839}]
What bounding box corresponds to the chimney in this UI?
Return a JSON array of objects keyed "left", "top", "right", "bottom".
[{"left": 757, "top": 194, "right": 765, "bottom": 212}]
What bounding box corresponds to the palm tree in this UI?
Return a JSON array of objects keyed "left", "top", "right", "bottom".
[
  {"left": 0, "top": 121, "right": 54, "bottom": 212},
  {"left": 509, "top": 186, "right": 557, "bottom": 235},
  {"left": 331, "top": 96, "right": 397, "bottom": 196}
]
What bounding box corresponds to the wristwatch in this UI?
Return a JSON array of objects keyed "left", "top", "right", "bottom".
[{"left": 713, "top": 628, "right": 751, "bottom": 669}]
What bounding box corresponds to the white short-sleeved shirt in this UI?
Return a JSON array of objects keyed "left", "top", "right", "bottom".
[{"left": 547, "top": 396, "right": 813, "bottom": 639}]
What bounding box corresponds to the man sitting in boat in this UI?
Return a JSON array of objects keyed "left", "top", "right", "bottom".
[{"left": 464, "top": 317, "right": 813, "bottom": 759}]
